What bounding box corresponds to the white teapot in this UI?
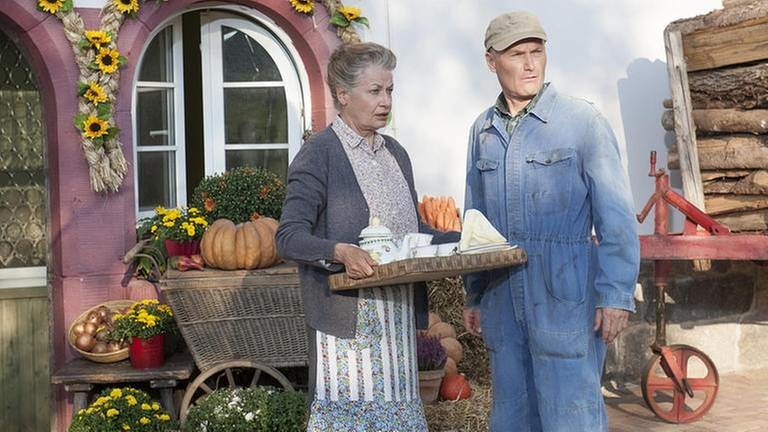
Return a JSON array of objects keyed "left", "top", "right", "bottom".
[{"left": 358, "top": 217, "right": 399, "bottom": 264}]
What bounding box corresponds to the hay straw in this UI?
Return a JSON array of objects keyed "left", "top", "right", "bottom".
[{"left": 424, "top": 381, "right": 491, "bottom": 432}]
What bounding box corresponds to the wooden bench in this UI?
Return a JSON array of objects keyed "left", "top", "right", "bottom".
[{"left": 51, "top": 351, "right": 195, "bottom": 420}]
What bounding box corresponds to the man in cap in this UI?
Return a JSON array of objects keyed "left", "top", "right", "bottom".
[{"left": 462, "top": 11, "right": 640, "bottom": 431}]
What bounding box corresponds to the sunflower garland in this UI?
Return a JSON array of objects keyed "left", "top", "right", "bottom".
[
  {"left": 113, "top": 0, "right": 140, "bottom": 15},
  {"left": 37, "top": 0, "right": 71, "bottom": 14},
  {"left": 94, "top": 48, "right": 124, "bottom": 74},
  {"left": 290, "top": 0, "right": 314, "bottom": 15},
  {"left": 83, "top": 30, "right": 113, "bottom": 49},
  {"left": 79, "top": 82, "right": 109, "bottom": 106}
]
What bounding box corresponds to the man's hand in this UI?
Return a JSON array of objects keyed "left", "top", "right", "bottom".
[
  {"left": 593, "top": 307, "right": 630, "bottom": 343},
  {"left": 463, "top": 307, "right": 482, "bottom": 338},
  {"left": 333, "top": 243, "right": 377, "bottom": 279}
]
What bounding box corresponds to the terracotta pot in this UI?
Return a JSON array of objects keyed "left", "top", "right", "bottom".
[
  {"left": 164, "top": 239, "right": 200, "bottom": 257},
  {"left": 418, "top": 368, "right": 445, "bottom": 403},
  {"left": 130, "top": 334, "right": 165, "bottom": 369}
]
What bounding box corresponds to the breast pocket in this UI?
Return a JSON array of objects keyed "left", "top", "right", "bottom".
[
  {"left": 525, "top": 148, "right": 577, "bottom": 217},
  {"left": 475, "top": 158, "right": 503, "bottom": 221}
]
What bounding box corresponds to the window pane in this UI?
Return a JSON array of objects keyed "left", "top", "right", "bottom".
[
  {"left": 226, "top": 149, "right": 288, "bottom": 181},
  {"left": 221, "top": 26, "right": 281, "bottom": 82},
  {"left": 139, "top": 26, "right": 173, "bottom": 82},
  {"left": 0, "top": 32, "right": 46, "bottom": 269},
  {"left": 137, "top": 151, "right": 176, "bottom": 212},
  {"left": 136, "top": 88, "right": 174, "bottom": 146},
  {"left": 224, "top": 88, "right": 287, "bottom": 144}
]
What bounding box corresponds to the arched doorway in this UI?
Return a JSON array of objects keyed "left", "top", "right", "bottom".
[{"left": 0, "top": 27, "right": 50, "bottom": 432}]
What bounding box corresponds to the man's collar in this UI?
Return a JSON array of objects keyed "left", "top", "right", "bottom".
[{"left": 483, "top": 83, "right": 554, "bottom": 130}]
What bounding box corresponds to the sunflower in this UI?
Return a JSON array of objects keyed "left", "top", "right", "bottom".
[
  {"left": 337, "top": 6, "right": 361, "bottom": 21},
  {"left": 38, "top": 0, "right": 64, "bottom": 14},
  {"left": 113, "top": 0, "right": 139, "bottom": 14},
  {"left": 83, "top": 116, "right": 110, "bottom": 139},
  {"left": 84, "top": 83, "right": 108, "bottom": 105},
  {"left": 84, "top": 30, "right": 112, "bottom": 49},
  {"left": 96, "top": 48, "right": 121, "bottom": 74},
  {"left": 289, "top": 0, "right": 314, "bottom": 15}
]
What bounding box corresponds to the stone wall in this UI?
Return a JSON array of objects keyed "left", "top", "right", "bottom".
[{"left": 605, "top": 260, "right": 768, "bottom": 385}]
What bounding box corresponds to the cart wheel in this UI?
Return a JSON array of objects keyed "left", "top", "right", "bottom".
[
  {"left": 179, "top": 360, "right": 293, "bottom": 425},
  {"left": 641, "top": 344, "right": 719, "bottom": 423}
]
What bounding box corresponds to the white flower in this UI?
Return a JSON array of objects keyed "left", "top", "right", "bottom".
[{"left": 245, "top": 412, "right": 254, "bottom": 422}]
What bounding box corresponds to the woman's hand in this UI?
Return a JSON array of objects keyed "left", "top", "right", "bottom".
[{"left": 333, "top": 243, "right": 378, "bottom": 279}]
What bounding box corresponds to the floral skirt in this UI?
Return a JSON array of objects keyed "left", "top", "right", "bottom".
[{"left": 307, "top": 285, "right": 427, "bottom": 432}]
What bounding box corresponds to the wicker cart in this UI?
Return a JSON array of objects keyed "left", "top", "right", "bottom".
[{"left": 159, "top": 262, "right": 306, "bottom": 423}]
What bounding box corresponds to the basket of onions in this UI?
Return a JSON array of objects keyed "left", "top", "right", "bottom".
[{"left": 67, "top": 300, "right": 134, "bottom": 363}]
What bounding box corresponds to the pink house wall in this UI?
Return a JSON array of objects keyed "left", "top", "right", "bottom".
[{"left": 1, "top": 1, "right": 338, "bottom": 430}]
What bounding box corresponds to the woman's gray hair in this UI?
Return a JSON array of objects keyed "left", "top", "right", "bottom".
[{"left": 327, "top": 42, "right": 397, "bottom": 110}]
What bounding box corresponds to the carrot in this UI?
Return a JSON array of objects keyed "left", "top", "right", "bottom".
[
  {"left": 418, "top": 201, "right": 427, "bottom": 223},
  {"left": 423, "top": 198, "right": 435, "bottom": 226}
]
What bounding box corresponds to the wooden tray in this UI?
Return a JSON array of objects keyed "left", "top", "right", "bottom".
[{"left": 329, "top": 247, "right": 527, "bottom": 291}]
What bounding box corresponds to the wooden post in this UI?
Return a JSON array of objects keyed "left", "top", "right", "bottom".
[{"left": 664, "top": 28, "right": 710, "bottom": 271}]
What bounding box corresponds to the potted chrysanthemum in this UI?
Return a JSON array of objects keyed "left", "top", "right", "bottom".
[
  {"left": 68, "top": 387, "right": 177, "bottom": 432},
  {"left": 110, "top": 299, "right": 176, "bottom": 369},
  {"left": 137, "top": 206, "right": 209, "bottom": 257}
]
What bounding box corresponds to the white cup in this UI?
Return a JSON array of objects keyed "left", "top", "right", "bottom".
[{"left": 411, "top": 245, "right": 439, "bottom": 258}]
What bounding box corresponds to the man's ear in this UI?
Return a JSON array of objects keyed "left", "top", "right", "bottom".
[{"left": 485, "top": 51, "right": 496, "bottom": 73}]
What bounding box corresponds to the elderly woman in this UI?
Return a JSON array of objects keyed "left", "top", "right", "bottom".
[{"left": 276, "top": 42, "right": 457, "bottom": 430}]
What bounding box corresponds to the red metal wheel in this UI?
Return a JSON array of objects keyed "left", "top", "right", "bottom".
[{"left": 641, "top": 344, "right": 719, "bottom": 423}]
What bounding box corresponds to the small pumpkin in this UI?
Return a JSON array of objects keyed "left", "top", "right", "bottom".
[
  {"left": 440, "top": 337, "right": 464, "bottom": 364},
  {"left": 428, "top": 322, "right": 457, "bottom": 340},
  {"left": 200, "top": 218, "right": 280, "bottom": 270},
  {"left": 440, "top": 374, "right": 471, "bottom": 400}
]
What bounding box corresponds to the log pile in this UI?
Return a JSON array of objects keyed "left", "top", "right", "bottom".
[{"left": 664, "top": 1, "right": 768, "bottom": 232}]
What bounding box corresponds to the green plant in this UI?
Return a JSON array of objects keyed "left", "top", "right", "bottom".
[
  {"left": 111, "top": 299, "right": 176, "bottom": 341},
  {"left": 138, "top": 206, "right": 210, "bottom": 242},
  {"left": 189, "top": 167, "right": 286, "bottom": 224},
  {"left": 184, "top": 387, "right": 306, "bottom": 432},
  {"left": 68, "top": 387, "right": 177, "bottom": 432}
]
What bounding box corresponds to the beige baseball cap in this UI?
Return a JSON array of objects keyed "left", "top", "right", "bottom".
[{"left": 484, "top": 11, "right": 547, "bottom": 51}]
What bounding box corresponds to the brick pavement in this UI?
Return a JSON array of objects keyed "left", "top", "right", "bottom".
[{"left": 606, "top": 367, "right": 768, "bottom": 431}]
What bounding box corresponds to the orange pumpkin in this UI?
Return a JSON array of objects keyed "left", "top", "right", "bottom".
[
  {"left": 200, "top": 218, "right": 280, "bottom": 270},
  {"left": 440, "top": 374, "right": 472, "bottom": 400}
]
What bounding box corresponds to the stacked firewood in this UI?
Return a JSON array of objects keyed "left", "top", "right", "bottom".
[{"left": 664, "top": 1, "right": 768, "bottom": 232}]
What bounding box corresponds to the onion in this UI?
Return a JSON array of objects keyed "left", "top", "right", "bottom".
[
  {"left": 107, "top": 341, "right": 122, "bottom": 352},
  {"left": 83, "top": 322, "right": 97, "bottom": 336},
  {"left": 72, "top": 322, "right": 86, "bottom": 336},
  {"left": 91, "top": 342, "right": 108, "bottom": 354},
  {"left": 95, "top": 329, "right": 110, "bottom": 342},
  {"left": 75, "top": 333, "right": 96, "bottom": 351},
  {"left": 96, "top": 306, "right": 110, "bottom": 320},
  {"left": 86, "top": 311, "right": 102, "bottom": 326}
]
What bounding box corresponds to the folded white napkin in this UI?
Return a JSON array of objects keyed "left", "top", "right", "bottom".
[{"left": 459, "top": 209, "right": 512, "bottom": 253}]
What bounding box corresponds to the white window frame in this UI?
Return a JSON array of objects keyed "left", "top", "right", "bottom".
[
  {"left": 132, "top": 19, "right": 187, "bottom": 220},
  {"left": 0, "top": 267, "right": 46, "bottom": 290},
  {"left": 200, "top": 11, "right": 304, "bottom": 174}
]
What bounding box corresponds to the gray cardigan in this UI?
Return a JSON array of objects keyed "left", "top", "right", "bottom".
[{"left": 276, "top": 127, "right": 458, "bottom": 338}]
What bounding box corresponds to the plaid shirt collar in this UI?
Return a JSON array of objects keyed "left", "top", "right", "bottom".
[
  {"left": 332, "top": 116, "right": 385, "bottom": 153},
  {"left": 494, "top": 82, "right": 549, "bottom": 121}
]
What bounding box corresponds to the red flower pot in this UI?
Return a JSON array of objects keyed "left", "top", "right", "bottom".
[
  {"left": 130, "top": 334, "right": 165, "bottom": 369},
  {"left": 164, "top": 239, "right": 200, "bottom": 257}
]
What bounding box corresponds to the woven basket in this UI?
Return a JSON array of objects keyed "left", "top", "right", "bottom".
[
  {"left": 67, "top": 299, "right": 134, "bottom": 363},
  {"left": 160, "top": 264, "right": 307, "bottom": 371}
]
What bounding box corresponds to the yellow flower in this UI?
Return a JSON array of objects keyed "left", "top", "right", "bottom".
[
  {"left": 110, "top": 388, "right": 123, "bottom": 398},
  {"left": 141, "top": 403, "right": 152, "bottom": 411},
  {"left": 151, "top": 402, "right": 160, "bottom": 410},
  {"left": 83, "top": 116, "right": 110, "bottom": 139},
  {"left": 96, "top": 48, "right": 121, "bottom": 74},
  {"left": 155, "top": 413, "right": 171, "bottom": 421},
  {"left": 139, "top": 417, "right": 151, "bottom": 425},
  {"left": 113, "top": 0, "right": 139, "bottom": 14},
  {"left": 150, "top": 225, "right": 158, "bottom": 233},
  {"left": 106, "top": 408, "right": 120, "bottom": 417},
  {"left": 84, "top": 82, "right": 108, "bottom": 105},
  {"left": 337, "top": 6, "right": 361, "bottom": 21},
  {"left": 122, "top": 425, "right": 131, "bottom": 431},
  {"left": 125, "top": 395, "right": 137, "bottom": 406},
  {"left": 289, "top": 0, "right": 313, "bottom": 14},
  {"left": 84, "top": 30, "right": 112, "bottom": 49},
  {"left": 38, "top": 0, "right": 64, "bottom": 14}
]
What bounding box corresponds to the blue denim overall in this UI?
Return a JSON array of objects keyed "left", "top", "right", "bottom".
[{"left": 464, "top": 84, "right": 640, "bottom": 432}]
